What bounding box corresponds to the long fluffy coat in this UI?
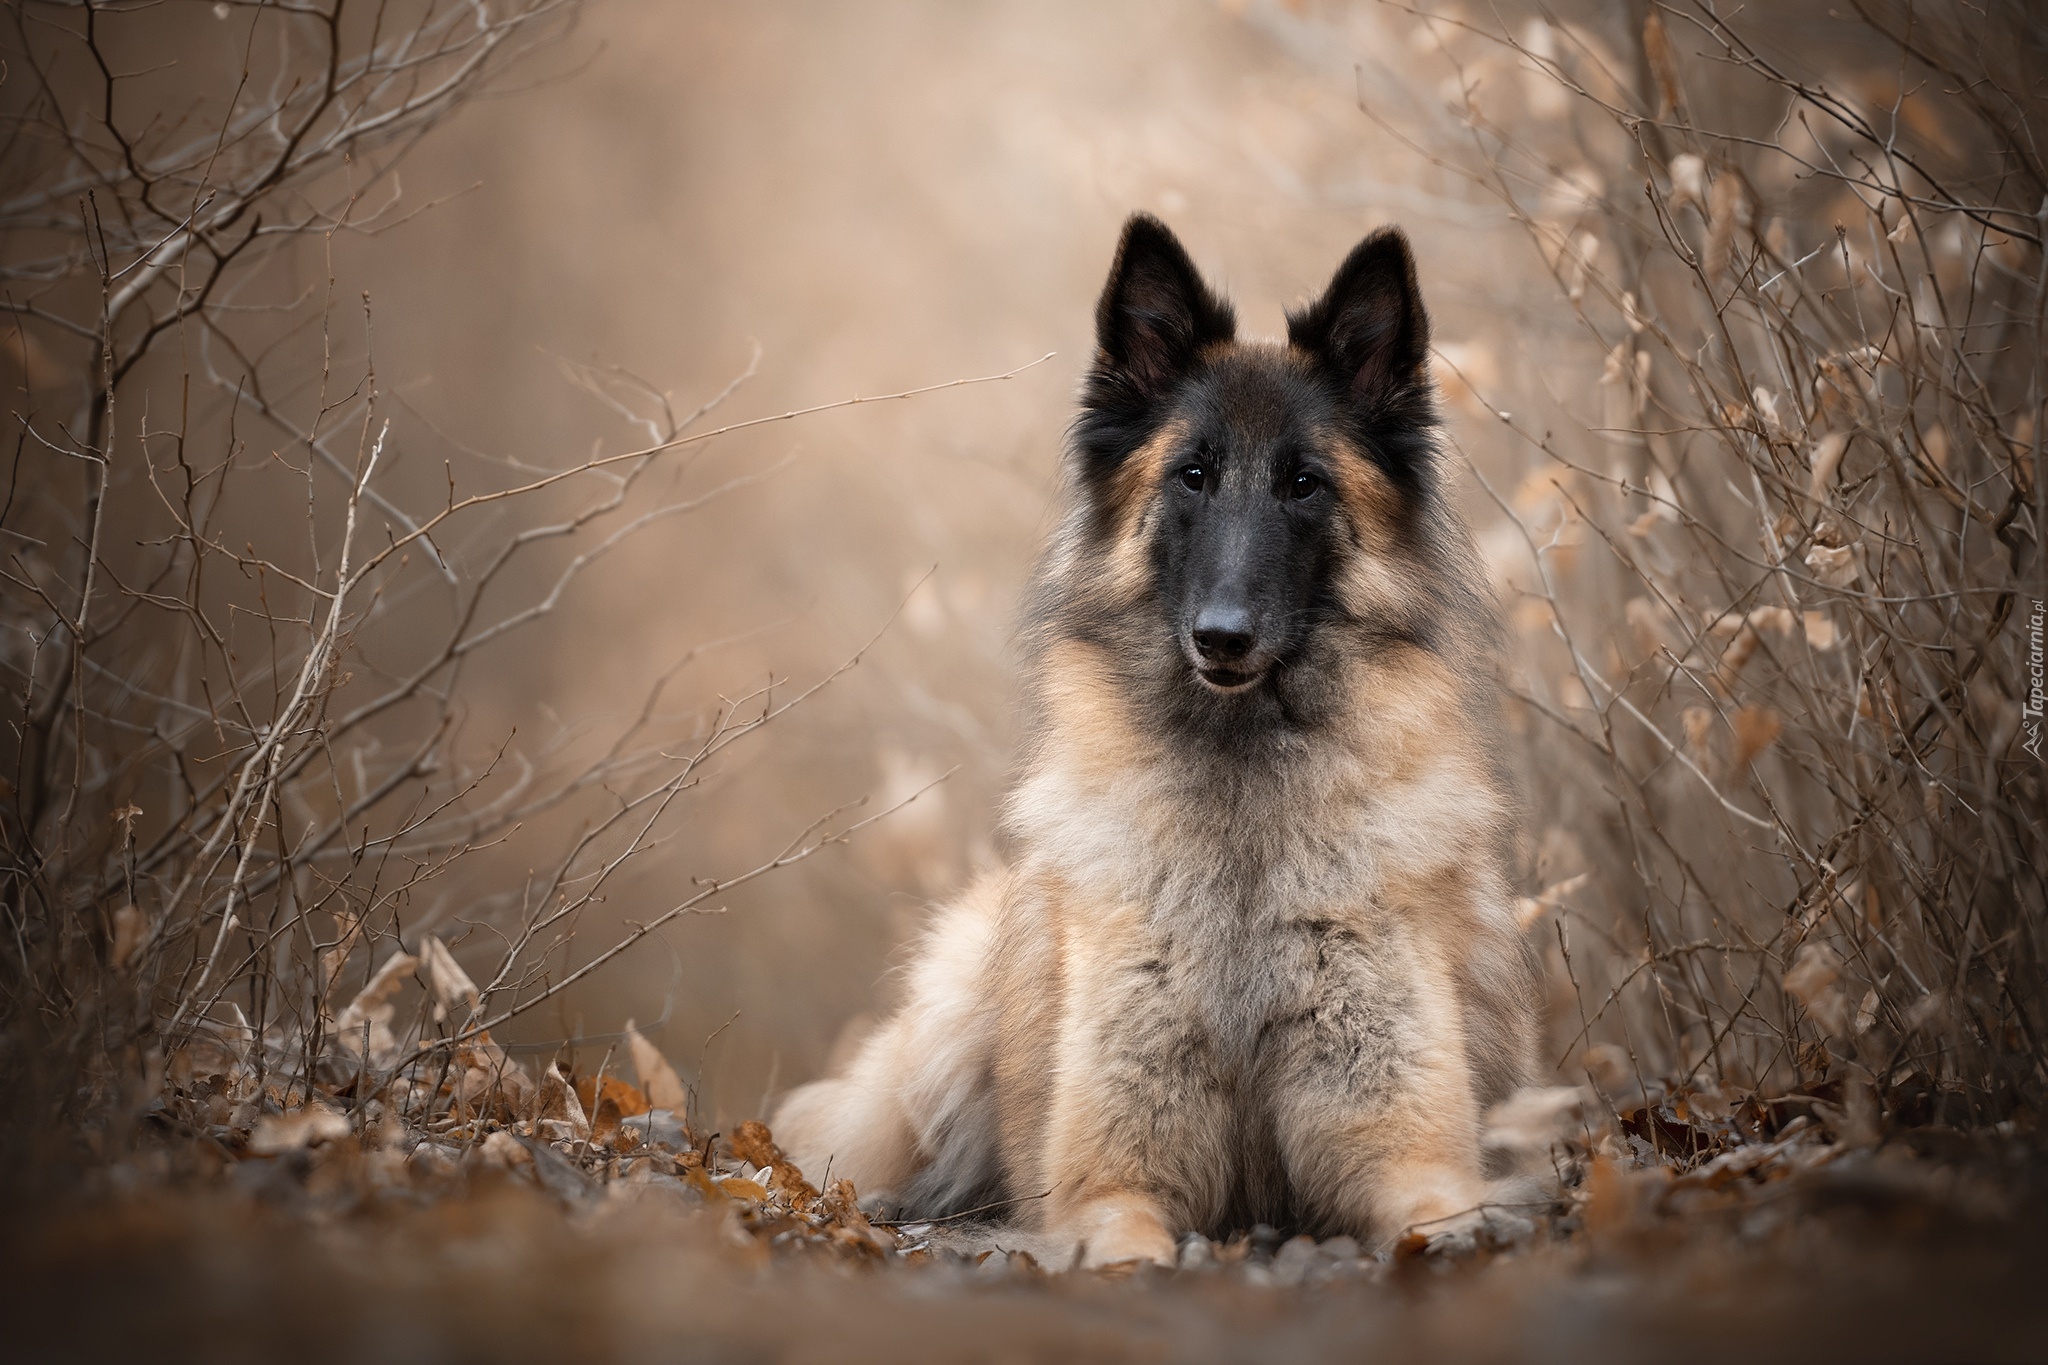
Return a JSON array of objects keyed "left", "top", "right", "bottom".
[{"left": 774, "top": 215, "right": 1537, "bottom": 1267}]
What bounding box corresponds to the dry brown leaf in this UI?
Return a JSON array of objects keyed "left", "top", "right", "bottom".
[
  {"left": 575, "top": 1074, "right": 649, "bottom": 1126},
  {"left": 1514, "top": 872, "right": 1588, "bottom": 931},
  {"left": 449, "top": 1044, "right": 535, "bottom": 1123},
  {"left": 1668, "top": 153, "right": 1707, "bottom": 212},
  {"left": 1783, "top": 942, "right": 1852, "bottom": 1037},
  {"left": 1580, "top": 1043, "right": 1633, "bottom": 1094},
  {"left": 334, "top": 950, "right": 418, "bottom": 1064},
  {"left": 1732, "top": 705, "right": 1782, "bottom": 773},
  {"left": 1751, "top": 385, "right": 1782, "bottom": 433},
  {"left": 1642, "top": 12, "right": 1682, "bottom": 118},
  {"left": 1681, "top": 706, "right": 1715, "bottom": 772},
  {"left": 1705, "top": 169, "right": 1754, "bottom": 278},
  {"left": 319, "top": 909, "right": 369, "bottom": 997},
  {"left": 729, "top": 1119, "right": 821, "bottom": 1204},
  {"left": 1715, "top": 624, "right": 1760, "bottom": 691},
  {"left": 419, "top": 935, "right": 481, "bottom": 1023},
  {"left": 1581, "top": 1155, "right": 1634, "bottom": 1236},
  {"left": 478, "top": 1130, "right": 534, "bottom": 1174},
  {"left": 1808, "top": 431, "right": 1850, "bottom": 501},
  {"left": 538, "top": 1062, "right": 591, "bottom": 1137},
  {"left": 1922, "top": 423, "right": 1950, "bottom": 471},
  {"left": 716, "top": 1175, "right": 769, "bottom": 1203},
  {"left": 1812, "top": 356, "right": 1867, "bottom": 430},
  {"left": 1748, "top": 606, "right": 1797, "bottom": 636},
  {"left": 1804, "top": 541, "right": 1858, "bottom": 588},
  {"left": 110, "top": 904, "right": 145, "bottom": 972},
  {"left": 623, "top": 1021, "right": 688, "bottom": 1113}
]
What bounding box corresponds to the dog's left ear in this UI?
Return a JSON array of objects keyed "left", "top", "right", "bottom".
[{"left": 1287, "top": 227, "right": 1432, "bottom": 418}]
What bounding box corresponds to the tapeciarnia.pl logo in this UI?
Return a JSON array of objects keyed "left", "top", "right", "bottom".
[{"left": 2025, "top": 599, "right": 2045, "bottom": 760}]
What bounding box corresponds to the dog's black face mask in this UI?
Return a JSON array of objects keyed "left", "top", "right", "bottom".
[
  {"left": 1150, "top": 367, "right": 1346, "bottom": 694},
  {"left": 1073, "top": 214, "right": 1438, "bottom": 711}
]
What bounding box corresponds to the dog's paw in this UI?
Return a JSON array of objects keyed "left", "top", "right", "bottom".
[
  {"left": 1066, "top": 1194, "right": 1179, "bottom": 1270},
  {"left": 1080, "top": 1218, "right": 1178, "bottom": 1269}
]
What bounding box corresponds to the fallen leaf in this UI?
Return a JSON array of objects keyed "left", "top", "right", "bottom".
[
  {"left": 511, "top": 1133, "right": 601, "bottom": 1207},
  {"left": 729, "top": 1120, "right": 821, "bottom": 1203},
  {"left": 624, "top": 1021, "right": 688, "bottom": 1113},
  {"left": 618, "top": 1109, "right": 689, "bottom": 1151},
  {"left": 450, "top": 1045, "right": 535, "bottom": 1123},
  {"left": 716, "top": 1175, "right": 769, "bottom": 1203},
  {"left": 538, "top": 1062, "right": 591, "bottom": 1138},
  {"left": 478, "top": 1130, "right": 534, "bottom": 1174},
  {"left": 574, "top": 1074, "right": 649, "bottom": 1123}
]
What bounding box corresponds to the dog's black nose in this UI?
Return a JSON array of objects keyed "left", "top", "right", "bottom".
[{"left": 1191, "top": 606, "right": 1255, "bottom": 663}]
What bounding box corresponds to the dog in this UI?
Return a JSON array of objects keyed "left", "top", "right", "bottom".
[{"left": 774, "top": 214, "right": 1538, "bottom": 1267}]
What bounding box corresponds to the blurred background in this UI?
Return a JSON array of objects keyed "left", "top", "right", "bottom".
[{"left": 335, "top": 0, "right": 1560, "bottom": 1116}]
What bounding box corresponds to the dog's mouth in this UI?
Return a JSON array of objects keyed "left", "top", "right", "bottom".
[{"left": 1195, "top": 664, "right": 1268, "bottom": 693}]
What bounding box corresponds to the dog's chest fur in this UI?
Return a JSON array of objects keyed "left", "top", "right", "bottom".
[{"left": 1010, "top": 731, "right": 1452, "bottom": 1074}]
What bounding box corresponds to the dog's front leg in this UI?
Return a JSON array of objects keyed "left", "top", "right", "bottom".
[
  {"left": 1035, "top": 942, "right": 1230, "bottom": 1269},
  {"left": 1269, "top": 922, "right": 1490, "bottom": 1249}
]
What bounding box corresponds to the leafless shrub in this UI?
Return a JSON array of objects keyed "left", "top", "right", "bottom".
[
  {"left": 0, "top": 0, "right": 1013, "bottom": 1178},
  {"left": 1395, "top": 0, "right": 2043, "bottom": 1123}
]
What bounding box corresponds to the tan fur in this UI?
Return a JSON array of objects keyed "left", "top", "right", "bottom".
[{"left": 1100, "top": 419, "right": 1186, "bottom": 604}]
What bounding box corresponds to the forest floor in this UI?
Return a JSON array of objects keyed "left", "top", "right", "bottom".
[{"left": 5, "top": 1052, "right": 2042, "bottom": 1364}]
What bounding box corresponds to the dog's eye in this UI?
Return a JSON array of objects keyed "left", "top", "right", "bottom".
[
  {"left": 1178, "top": 464, "right": 1206, "bottom": 493},
  {"left": 1290, "top": 471, "right": 1322, "bottom": 500}
]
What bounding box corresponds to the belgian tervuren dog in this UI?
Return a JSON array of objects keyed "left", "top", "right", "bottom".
[{"left": 775, "top": 215, "right": 1537, "bottom": 1266}]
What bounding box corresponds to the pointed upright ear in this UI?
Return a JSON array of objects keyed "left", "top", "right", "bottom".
[
  {"left": 1089, "top": 214, "right": 1236, "bottom": 411},
  {"left": 1287, "top": 227, "right": 1432, "bottom": 420}
]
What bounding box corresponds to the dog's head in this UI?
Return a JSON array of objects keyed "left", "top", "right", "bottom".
[{"left": 1069, "top": 214, "right": 1443, "bottom": 706}]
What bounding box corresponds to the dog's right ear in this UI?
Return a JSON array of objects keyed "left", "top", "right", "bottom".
[
  {"left": 1076, "top": 216, "right": 1235, "bottom": 487},
  {"left": 1090, "top": 215, "right": 1236, "bottom": 405}
]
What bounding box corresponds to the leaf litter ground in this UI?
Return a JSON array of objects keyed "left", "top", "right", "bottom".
[{"left": 7, "top": 1013, "right": 2041, "bottom": 1363}]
